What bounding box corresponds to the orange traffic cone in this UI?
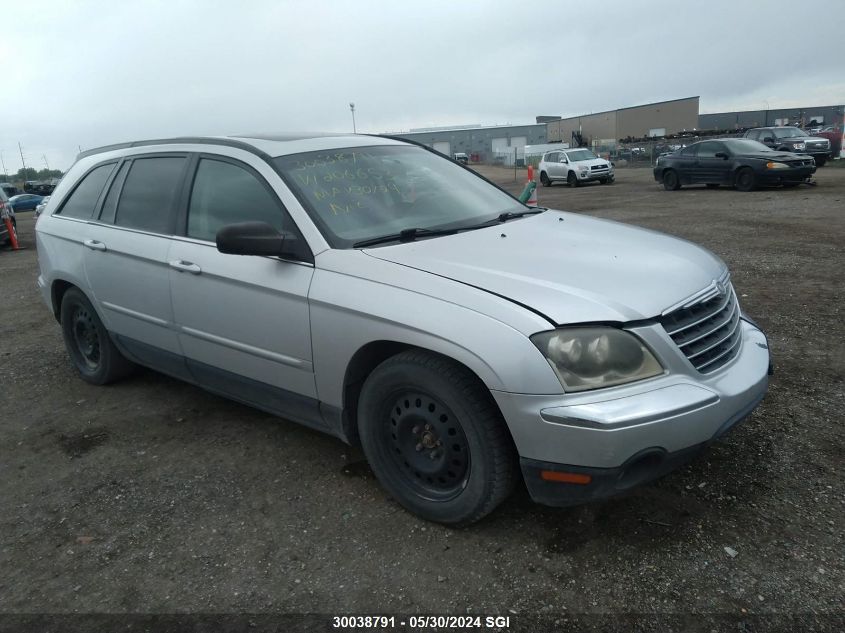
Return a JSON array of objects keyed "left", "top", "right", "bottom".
[
  {"left": 526, "top": 164, "right": 538, "bottom": 206},
  {"left": 2, "top": 212, "right": 20, "bottom": 251}
]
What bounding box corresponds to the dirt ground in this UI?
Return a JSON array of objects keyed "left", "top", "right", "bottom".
[{"left": 1, "top": 165, "right": 843, "bottom": 630}]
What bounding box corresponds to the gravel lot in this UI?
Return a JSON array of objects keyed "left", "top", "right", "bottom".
[{"left": 1, "top": 165, "right": 843, "bottom": 630}]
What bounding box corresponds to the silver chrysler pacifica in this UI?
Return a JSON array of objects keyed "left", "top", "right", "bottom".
[{"left": 35, "top": 134, "right": 771, "bottom": 525}]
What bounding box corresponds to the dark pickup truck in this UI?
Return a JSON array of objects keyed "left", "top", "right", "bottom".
[{"left": 743, "top": 127, "right": 832, "bottom": 166}]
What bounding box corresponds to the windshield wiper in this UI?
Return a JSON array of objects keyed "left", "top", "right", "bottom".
[
  {"left": 352, "top": 208, "right": 547, "bottom": 248},
  {"left": 497, "top": 208, "right": 546, "bottom": 222},
  {"left": 353, "top": 227, "right": 459, "bottom": 248}
]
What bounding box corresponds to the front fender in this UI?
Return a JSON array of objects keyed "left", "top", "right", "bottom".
[{"left": 309, "top": 253, "right": 563, "bottom": 409}]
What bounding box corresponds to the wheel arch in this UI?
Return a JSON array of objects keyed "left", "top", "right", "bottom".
[
  {"left": 50, "top": 278, "right": 78, "bottom": 322},
  {"left": 340, "top": 341, "right": 512, "bottom": 449}
]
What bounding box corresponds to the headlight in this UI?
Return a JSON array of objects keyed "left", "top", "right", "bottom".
[
  {"left": 766, "top": 161, "right": 790, "bottom": 169},
  {"left": 793, "top": 143, "right": 806, "bottom": 150},
  {"left": 531, "top": 327, "right": 664, "bottom": 392}
]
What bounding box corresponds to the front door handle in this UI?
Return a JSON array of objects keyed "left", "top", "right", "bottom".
[
  {"left": 83, "top": 239, "right": 106, "bottom": 251},
  {"left": 169, "top": 260, "right": 202, "bottom": 274}
]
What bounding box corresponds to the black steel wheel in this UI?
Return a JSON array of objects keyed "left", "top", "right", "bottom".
[
  {"left": 383, "top": 391, "right": 470, "bottom": 501},
  {"left": 358, "top": 350, "right": 517, "bottom": 525},
  {"left": 60, "top": 287, "right": 134, "bottom": 385},
  {"left": 662, "top": 169, "right": 681, "bottom": 191},
  {"left": 540, "top": 171, "right": 551, "bottom": 187},
  {"left": 735, "top": 167, "right": 756, "bottom": 192}
]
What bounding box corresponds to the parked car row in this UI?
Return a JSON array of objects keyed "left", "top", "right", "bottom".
[{"left": 33, "top": 132, "right": 771, "bottom": 524}]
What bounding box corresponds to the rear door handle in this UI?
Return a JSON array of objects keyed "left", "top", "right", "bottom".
[
  {"left": 83, "top": 239, "right": 106, "bottom": 251},
  {"left": 169, "top": 260, "right": 202, "bottom": 274}
]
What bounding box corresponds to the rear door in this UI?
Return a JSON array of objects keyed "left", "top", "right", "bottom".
[
  {"left": 83, "top": 154, "right": 191, "bottom": 374},
  {"left": 167, "top": 153, "right": 320, "bottom": 426}
]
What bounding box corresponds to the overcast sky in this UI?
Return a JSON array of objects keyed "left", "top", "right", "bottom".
[{"left": 2, "top": 0, "right": 843, "bottom": 172}]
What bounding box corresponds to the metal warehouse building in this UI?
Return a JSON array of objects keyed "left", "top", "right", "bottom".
[
  {"left": 699, "top": 104, "right": 844, "bottom": 130},
  {"left": 392, "top": 123, "right": 547, "bottom": 163},
  {"left": 545, "top": 97, "right": 700, "bottom": 150}
]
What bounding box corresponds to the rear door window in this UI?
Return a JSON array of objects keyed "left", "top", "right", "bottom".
[
  {"left": 186, "top": 158, "right": 291, "bottom": 242},
  {"left": 114, "top": 156, "right": 187, "bottom": 234},
  {"left": 695, "top": 141, "right": 725, "bottom": 158},
  {"left": 57, "top": 163, "right": 115, "bottom": 219}
]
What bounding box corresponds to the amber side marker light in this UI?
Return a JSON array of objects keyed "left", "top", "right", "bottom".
[{"left": 540, "top": 470, "right": 592, "bottom": 485}]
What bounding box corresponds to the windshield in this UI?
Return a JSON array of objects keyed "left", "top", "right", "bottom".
[
  {"left": 773, "top": 127, "right": 806, "bottom": 139},
  {"left": 274, "top": 145, "right": 523, "bottom": 248},
  {"left": 723, "top": 139, "right": 773, "bottom": 153},
  {"left": 564, "top": 149, "right": 597, "bottom": 161}
]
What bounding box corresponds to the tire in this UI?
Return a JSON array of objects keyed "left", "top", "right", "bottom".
[
  {"left": 662, "top": 169, "right": 681, "bottom": 191},
  {"left": 599, "top": 178, "right": 607, "bottom": 184},
  {"left": 815, "top": 157, "right": 826, "bottom": 167},
  {"left": 60, "top": 287, "right": 134, "bottom": 385},
  {"left": 357, "top": 350, "right": 517, "bottom": 525},
  {"left": 567, "top": 172, "right": 579, "bottom": 187},
  {"left": 735, "top": 167, "right": 756, "bottom": 192},
  {"left": 540, "top": 171, "right": 551, "bottom": 187},
  {"left": 706, "top": 184, "right": 720, "bottom": 189}
]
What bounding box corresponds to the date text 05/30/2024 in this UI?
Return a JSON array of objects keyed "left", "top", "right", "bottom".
[{"left": 332, "top": 615, "right": 511, "bottom": 629}]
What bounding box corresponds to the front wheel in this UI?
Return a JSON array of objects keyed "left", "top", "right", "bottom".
[
  {"left": 60, "top": 288, "right": 134, "bottom": 385},
  {"left": 540, "top": 171, "right": 551, "bottom": 187},
  {"left": 815, "top": 157, "right": 827, "bottom": 167},
  {"left": 358, "top": 350, "right": 517, "bottom": 525},
  {"left": 662, "top": 169, "right": 681, "bottom": 191},
  {"left": 567, "top": 172, "right": 579, "bottom": 187},
  {"left": 735, "top": 167, "right": 756, "bottom": 192}
]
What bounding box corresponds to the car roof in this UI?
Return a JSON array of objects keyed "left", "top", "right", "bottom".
[{"left": 76, "top": 133, "right": 409, "bottom": 162}]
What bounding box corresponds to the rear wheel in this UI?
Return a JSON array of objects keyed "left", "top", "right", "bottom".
[
  {"left": 540, "top": 171, "right": 551, "bottom": 187},
  {"left": 357, "top": 350, "right": 517, "bottom": 525},
  {"left": 735, "top": 167, "right": 756, "bottom": 192},
  {"left": 662, "top": 169, "right": 681, "bottom": 191},
  {"left": 60, "top": 288, "right": 135, "bottom": 385},
  {"left": 567, "top": 172, "right": 579, "bottom": 187}
]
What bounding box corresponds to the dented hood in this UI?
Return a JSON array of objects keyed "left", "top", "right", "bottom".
[{"left": 363, "top": 211, "right": 726, "bottom": 324}]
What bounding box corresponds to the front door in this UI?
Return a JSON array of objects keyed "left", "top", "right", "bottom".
[
  {"left": 692, "top": 141, "right": 732, "bottom": 185},
  {"left": 167, "top": 154, "right": 319, "bottom": 427}
]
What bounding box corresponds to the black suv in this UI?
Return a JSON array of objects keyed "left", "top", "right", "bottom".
[{"left": 744, "top": 127, "right": 832, "bottom": 166}]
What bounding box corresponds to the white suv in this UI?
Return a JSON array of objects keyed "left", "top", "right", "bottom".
[{"left": 539, "top": 148, "right": 614, "bottom": 187}]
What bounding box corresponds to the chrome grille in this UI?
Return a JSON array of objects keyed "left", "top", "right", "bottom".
[{"left": 660, "top": 284, "right": 742, "bottom": 373}]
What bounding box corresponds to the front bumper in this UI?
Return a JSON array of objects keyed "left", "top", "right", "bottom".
[
  {"left": 758, "top": 165, "right": 815, "bottom": 185},
  {"left": 493, "top": 318, "right": 771, "bottom": 506},
  {"left": 577, "top": 170, "right": 614, "bottom": 182}
]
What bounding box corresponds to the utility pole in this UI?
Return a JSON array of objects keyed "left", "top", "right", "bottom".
[
  {"left": 18, "top": 142, "right": 27, "bottom": 180},
  {"left": 0, "top": 151, "right": 7, "bottom": 181},
  {"left": 349, "top": 102, "right": 357, "bottom": 134},
  {"left": 42, "top": 154, "right": 50, "bottom": 171}
]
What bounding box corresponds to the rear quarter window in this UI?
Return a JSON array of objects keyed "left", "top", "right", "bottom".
[{"left": 56, "top": 163, "right": 116, "bottom": 219}]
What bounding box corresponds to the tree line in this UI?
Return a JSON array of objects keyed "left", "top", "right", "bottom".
[{"left": 0, "top": 167, "right": 64, "bottom": 183}]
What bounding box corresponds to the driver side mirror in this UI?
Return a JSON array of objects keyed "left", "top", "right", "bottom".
[
  {"left": 216, "top": 221, "right": 310, "bottom": 262},
  {"left": 714, "top": 152, "right": 729, "bottom": 159},
  {"left": 762, "top": 137, "right": 774, "bottom": 144}
]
